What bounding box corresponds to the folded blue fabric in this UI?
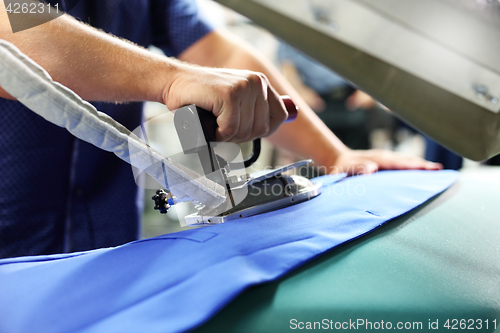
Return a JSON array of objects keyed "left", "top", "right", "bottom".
[{"left": 0, "top": 170, "right": 458, "bottom": 333}]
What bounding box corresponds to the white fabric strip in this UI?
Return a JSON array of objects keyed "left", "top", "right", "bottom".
[{"left": 0, "top": 40, "right": 226, "bottom": 208}]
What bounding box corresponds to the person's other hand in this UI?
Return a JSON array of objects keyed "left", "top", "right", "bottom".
[
  {"left": 330, "top": 149, "right": 443, "bottom": 175},
  {"left": 345, "top": 90, "right": 376, "bottom": 111},
  {"left": 164, "top": 63, "right": 288, "bottom": 143}
]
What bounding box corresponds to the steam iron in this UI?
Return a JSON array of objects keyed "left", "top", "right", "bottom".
[{"left": 152, "top": 97, "right": 322, "bottom": 226}]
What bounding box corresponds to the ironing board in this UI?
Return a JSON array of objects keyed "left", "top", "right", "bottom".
[
  {"left": 0, "top": 170, "right": 461, "bottom": 333},
  {"left": 193, "top": 167, "right": 500, "bottom": 333}
]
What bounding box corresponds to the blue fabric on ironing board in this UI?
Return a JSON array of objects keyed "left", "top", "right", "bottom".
[{"left": 0, "top": 170, "right": 458, "bottom": 333}]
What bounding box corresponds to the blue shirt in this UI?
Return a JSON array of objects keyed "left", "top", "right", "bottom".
[{"left": 0, "top": 0, "right": 214, "bottom": 258}]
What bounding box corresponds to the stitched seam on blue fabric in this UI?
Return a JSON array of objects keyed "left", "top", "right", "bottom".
[
  {"left": 130, "top": 232, "right": 218, "bottom": 244},
  {"left": 0, "top": 251, "right": 93, "bottom": 266},
  {"left": 364, "top": 210, "right": 382, "bottom": 217},
  {"left": 71, "top": 234, "right": 315, "bottom": 333}
]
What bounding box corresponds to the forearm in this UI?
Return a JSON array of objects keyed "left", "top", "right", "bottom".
[
  {"left": 0, "top": 1, "right": 173, "bottom": 102},
  {"left": 180, "top": 30, "right": 348, "bottom": 168},
  {"left": 0, "top": 7, "right": 288, "bottom": 143}
]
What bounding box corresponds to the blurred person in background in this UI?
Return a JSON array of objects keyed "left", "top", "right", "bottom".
[{"left": 277, "top": 42, "right": 377, "bottom": 150}]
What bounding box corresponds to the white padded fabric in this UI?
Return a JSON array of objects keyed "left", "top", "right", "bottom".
[{"left": 0, "top": 40, "right": 226, "bottom": 208}]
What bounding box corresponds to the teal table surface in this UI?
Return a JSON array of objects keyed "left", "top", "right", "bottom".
[{"left": 194, "top": 168, "right": 500, "bottom": 332}]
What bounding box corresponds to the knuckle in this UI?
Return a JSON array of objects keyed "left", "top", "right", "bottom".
[
  {"left": 238, "top": 130, "right": 252, "bottom": 141},
  {"left": 223, "top": 85, "right": 239, "bottom": 99},
  {"left": 259, "top": 73, "right": 270, "bottom": 85},
  {"left": 248, "top": 73, "right": 265, "bottom": 87},
  {"left": 248, "top": 72, "right": 261, "bottom": 82},
  {"left": 254, "top": 124, "right": 269, "bottom": 138},
  {"left": 237, "top": 78, "right": 250, "bottom": 91},
  {"left": 222, "top": 124, "right": 238, "bottom": 139}
]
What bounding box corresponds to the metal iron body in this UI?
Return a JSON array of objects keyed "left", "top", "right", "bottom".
[
  {"left": 152, "top": 100, "right": 321, "bottom": 226},
  {"left": 183, "top": 163, "right": 322, "bottom": 226},
  {"left": 173, "top": 103, "right": 321, "bottom": 226}
]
